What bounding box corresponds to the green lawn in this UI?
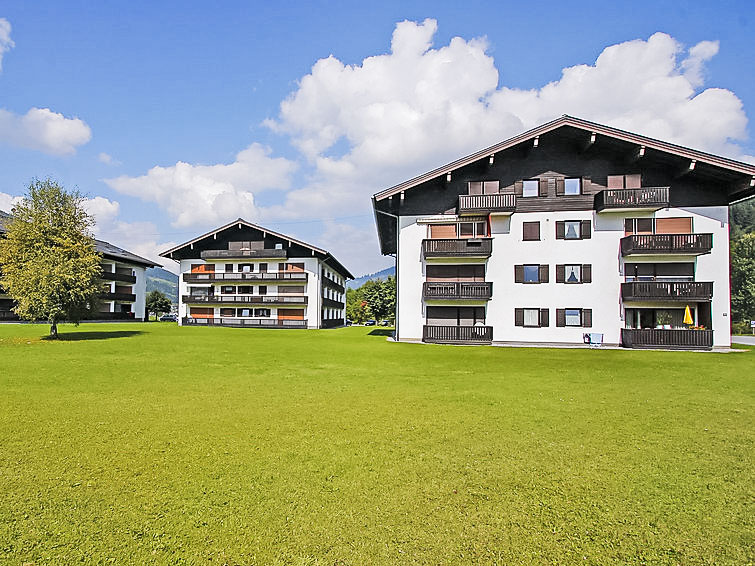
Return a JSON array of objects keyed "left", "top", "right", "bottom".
[{"left": 0, "top": 323, "right": 752, "bottom": 565}]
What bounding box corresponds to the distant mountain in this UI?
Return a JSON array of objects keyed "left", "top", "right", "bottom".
[
  {"left": 146, "top": 267, "right": 178, "bottom": 303},
  {"left": 347, "top": 266, "right": 395, "bottom": 289}
]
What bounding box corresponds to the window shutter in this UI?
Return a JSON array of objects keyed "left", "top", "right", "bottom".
[
  {"left": 581, "top": 220, "right": 592, "bottom": 239},
  {"left": 539, "top": 178, "right": 548, "bottom": 197},
  {"left": 515, "top": 308, "right": 524, "bottom": 327},
  {"left": 539, "top": 308, "right": 549, "bottom": 327},
  {"left": 514, "top": 265, "right": 524, "bottom": 283},
  {"left": 556, "top": 221, "right": 565, "bottom": 239},
  {"left": 582, "top": 309, "right": 592, "bottom": 328},
  {"left": 539, "top": 264, "right": 549, "bottom": 283},
  {"left": 523, "top": 222, "right": 540, "bottom": 241},
  {"left": 555, "top": 177, "right": 565, "bottom": 196},
  {"left": 514, "top": 180, "right": 523, "bottom": 196},
  {"left": 555, "top": 265, "right": 565, "bottom": 283},
  {"left": 582, "top": 264, "right": 592, "bottom": 283},
  {"left": 556, "top": 309, "right": 566, "bottom": 327},
  {"left": 582, "top": 177, "right": 591, "bottom": 194}
]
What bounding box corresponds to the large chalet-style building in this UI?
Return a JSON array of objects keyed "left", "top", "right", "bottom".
[
  {"left": 161, "top": 219, "right": 352, "bottom": 329},
  {"left": 0, "top": 210, "right": 158, "bottom": 321},
  {"left": 372, "top": 116, "right": 755, "bottom": 350}
]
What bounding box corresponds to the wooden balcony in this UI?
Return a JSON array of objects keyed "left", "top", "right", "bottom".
[
  {"left": 423, "top": 324, "right": 493, "bottom": 344},
  {"left": 422, "top": 238, "right": 492, "bottom": 259},
  {"left": 320, "top": 319, "right": 345, "bottom": 329},
  {"left": 183, "top": 272, "right": 308, "bottom": 283},
  {"left": 621, "top": 328, "right": 713, "bottom": 350},
  {"left": 458, "top": 193, "right": 516, "bottom": 215},
  {"left": 200, "top": 249, "right": 287, "bottom": 260},
  {"left": 100, "top": 270, "right": 137, "bottom": 284},
  {"left": 182, "top": 317, "right": 307, "bottom": 329},
  {"left": 621, "top": 281, "right": 713, "bottom": 302},
  {"left": 620, "top": 234, "right": 713, "bottom": 256},
  {"left": 594, "top": 187, "right": 669, "bottom": 212},
  {"left": 183, "top": 295, "right": 308, "bottom": 305},
  {"left": 423, "top": 281, "right": 493, "bottom": 300},
  {"left": 322, "top": 275, "right": 345, "bottom": 293},
  {"left": 321, "top": 296, "right": 343, "bottom": 308},
  {"left": 100, "top": 291, "right": 136, "bottom": 302}
]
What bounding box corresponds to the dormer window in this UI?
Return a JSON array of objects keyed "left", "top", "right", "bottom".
[
  {"left": 564, "top": 178, "right": 581, "bottom": 195},
  {"left": 522, "top": 179, "right": 539, "bottom": 198}
]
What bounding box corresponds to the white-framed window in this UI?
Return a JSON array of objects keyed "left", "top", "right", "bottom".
[
  {"left": 565, "top": 309, "right": 581, "bottom": 326},
  {"left": 523, "top": 308, "right": 540, "bottom": 327},
  {"left": 564, "top": 221, "right": 581, "bottom": 240},
  {"left": 564, "top": 265, "right": 581, "bottom": 283},
  {"left": 522, "top": 179, "right": 539, "bottom": 198},
  {"left": 564, "top": 178, "right": 581, "bottom": 195}
]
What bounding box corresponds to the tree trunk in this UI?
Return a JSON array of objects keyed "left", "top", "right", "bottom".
[{"left": 50, "top": 320, "right": 58, "bottom": 339}]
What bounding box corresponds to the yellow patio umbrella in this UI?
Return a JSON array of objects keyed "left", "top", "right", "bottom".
[{"left": 683, "top": 305, "right": 694, "bottom": 325}]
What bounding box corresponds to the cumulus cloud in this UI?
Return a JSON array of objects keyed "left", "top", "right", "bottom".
[
  {"left": 0, "top": 191, "right": 21, "bottom": 213},
  {"left": 84, "top": 196, "right": 120, "bottom": 225},
  {"left": 98, "top": 152, "right": 121, "bottom": 166},
  {"left": 95, "top": 218, "right": 177, "bottom": 273},
  {"left": 0, "top": 18, "right": 14, "bottom": 71},
  {"left": 104, "top": 143, "right": 297, "bottom": 228},
  {"left": 0, "top": 107, "right": 92, "bottom": 155}
]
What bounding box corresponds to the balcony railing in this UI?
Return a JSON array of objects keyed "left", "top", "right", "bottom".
[
  {"left": 594, "top": 187, "right": 669, "bottom": 212},
  {"left": 422, "top": 238, "right": 492, "bottom": 258},
  {"left": 458, "top": 193, "right": 516, "bottom": 215},
  {"left": 93, "top": 311, "right": 136, "bottom": 320},
  {"left": 182, "top": 317, "right": 307, "bottom": 329},
  {"left": 100, "top": 270, "right": 137, "bottom": 284},
  {"left": 0, "top": 309, "right": 19, "bottom": 320},
  {"left": 422, "top": 324, "right": 493, "bottom": 344},
  {"left": 322, "top": 275, "right": 345, "bottom": 293},
  {"left": 100, "top": 292, "right": 136, "bottom": 302},
  {"left": 621, "top": 281, "right": 713, "bottom": 302},
  {"left": 423, "top": 281, "right": 493, "bottom": 300},
  {"left": 321, "top": 296, "right": 343, "bottom": 308},
  {"left": 200, "top": 249, "right": 287, "bottom": 260},
  {"left": 620, "top": 233, "right": 713, "bottom": 256},
  {"left": 183, "top": 272, "right": 308, "bottom": 283},
  {"left": 183, "top": 294, "right": 308, "bottom": 305},
  {"left": 321, "top": 319, "right": 344, "bottom": 329},
  {"left": 621, "top": 328, "right": 713, "bottom": 350}
]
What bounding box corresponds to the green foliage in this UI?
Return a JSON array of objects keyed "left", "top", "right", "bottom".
[
  {"left": 360, "top": 275, "right": 396, "bottom": 322},
  {"left": 0, "top": 179, "right": 102, "bottom": 336},
  {"left": 0, "top": 322, "right": 752, "bottom": 563},
  {"left": 730, "top": 199, "right": 755, "bottom": 238},
  {"left": 345, "top": 286, "right": 368, "bottom": 323},
  {"left": 730, "top": 233, "right": 755, "bottom": 323},
  {"left": 145, "top": 290, "right": 172, "bottom": 318}
]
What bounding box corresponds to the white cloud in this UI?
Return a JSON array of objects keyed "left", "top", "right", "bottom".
[
  {"left": 0, "top": 107, "right": 92, "bottom": 155},
  {"left": 98, "top": 152, "right": 121, "bottom": 166},
  {"left": 681, "top": 40, "right": 719, "bottom": 88},
  {"left": 0, "top": 191, "right": 21, "bottom": 213},
  {"left": 84, "top": 196, "right": 120, "bottom": 225},
  {"left": 0, "top": 18, "right": 14, "bottom": 71},
  {"left": 96, "top": 219, "right": 177, "bottom": 273},
  {"left": 104, "top": 143, "right": 297, "bottom": 228}
]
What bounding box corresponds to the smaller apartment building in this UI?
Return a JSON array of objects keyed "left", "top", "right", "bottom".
[
  {"left": 161, "top": 219, "right": 352, "bottom": 329},
  {"left": 372, "top": 116, "right": 755, "bottom": 350}
]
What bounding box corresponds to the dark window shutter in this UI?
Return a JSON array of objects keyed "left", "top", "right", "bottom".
[
  {"left": 539, "top": 178, "right": 548, "bottom": 196},
  {"left": 582, "top": 264, "right": 592, "bottom": 283},
  {"left": 514, "top": 265, "right": 524, "bottom": 283},
  {"left": 556, "top": 221, "right": 565, "bottom": 239},
  {"left": 514, "top": 181, "right": 523, "bottom": 196},
  {"left": 556, "top": 264, "right": 565, "bottom": 283},
  {"left": 523, "top": 221, "right": 540, "bottom": 241},
  {"left": 539, "top": 309, "right": 549, "bottom": 327},
  {"left": 582, "top": 309, "right": 592, "bottom": 328},
  {"left": 582, "top": 177, "right": 591, "bottom": 194},
  {"left": 515, "top": 308, "right": 524, "bottom": 327},
  {"left": 539, "top": 264, "right": 549, "bottom": 283},
  {"left": 581, "top": 220, "right": 592, "bottom": 239},
  {"left": 555, "top": 177, "right": 565, "bottom": 196},
  {"left": 556, "top": 309, "right": 566, "bottom": 327}
]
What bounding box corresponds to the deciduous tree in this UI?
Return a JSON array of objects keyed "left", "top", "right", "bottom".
[{"left": 146, "top": 290, "right": 172, "bottom": 319}]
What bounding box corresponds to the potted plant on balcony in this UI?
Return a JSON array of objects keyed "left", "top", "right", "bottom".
[{"left": 656, "top": 310, "right": 673, "bottom": 329}]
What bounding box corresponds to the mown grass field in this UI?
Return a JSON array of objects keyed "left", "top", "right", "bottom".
[{"left": 0, "top": 323, "right": 752, "bottom": 565}]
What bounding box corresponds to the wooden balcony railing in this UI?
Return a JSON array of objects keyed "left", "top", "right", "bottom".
[
  {"left": 321, "top": 296, "right": 343, "bottom": 308},
  {"left": 594, "top": 187, "right": 669, "bottom": 212},
  {"left": 100, "top": 270, "right": 137, "bottom": 284},
  {"left": 200, "top": 249, "right": 287, "bottom": 259},
  {"left": 320, "top": 319, "right": 344, "bottom": 329},
  {"left": 621, "top": 281, "right": 713, "bottom": 302},
  {"left": 422, "top": 324, "right": 493, "bottom": 344},
  {"left": 423, "top": 281, "right": 493, "bottom": 300},
  {"left": 458, "top": 193, "right": 516, "bottom": 215},
  {"left": 621, "top": 328, "right": 713, "bottom": 350},
  {"left": 100, "top": 292, "right": 136, "bottom": 302},
  {"left": 183, "top": 295, "right": 308, "bottom": 305},
  {"left": 422, "top": 238, "right": 492, "bottom": 258},
  {"left": 182, "top": 317, "right": 307, "bottom": 329},
  {"left": 183, "top": 272, "right": 308, "bottom": 283},
  {"left": 322, "top": 275, "right": 345, "bottom": 293},
  {"left": 620, "top": 233, "right": 713, "bottom": 256}
]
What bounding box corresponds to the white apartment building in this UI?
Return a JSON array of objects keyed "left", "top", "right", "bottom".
[
  {"left": 372, "top": 116, "right": 755, "bottom": 350},
  {"left": 161, "top": 219, "right": 352, "bottom": 329}
]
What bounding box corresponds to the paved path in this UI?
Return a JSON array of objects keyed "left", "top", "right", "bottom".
[{"left": 732, "top": 335, "right": 755, "bottom": 345}]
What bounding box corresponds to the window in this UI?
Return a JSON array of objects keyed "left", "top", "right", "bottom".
[
  {"left": 468, "top": 180, "right": 499, "bottom": 195},
  {"left": 523, "top": 265, "right": 539, "bottom": 283},
  {"left": 524, "top": 309, "right": 539, "bottom": 327},
  {"left": 556, "top": 308, "right": 592, "bottom": 328},
  {"left": 624, "top": 218, "right": 654, "bottom": 235},
  {"left": 239, "top": 264, "right": 252, "bottom": 273},
  {"left": 237, "top": 308, "right": 251, "bottom": 317},
  {"left": 258, "top": 285, "right": 268, "bottom": 295},
  {"left": 459, "top": 221, "right": 487, "bottom": 238},
  {"left": 522, "top": 179, "right": 539, "bottom": 198},
  {"left": 220, "top": 308, "right": 235, "bottom": 317},
  {"left": 238, "top": 286, "right": 253, "bottom": 294},
  {"left": 189, "top": 287, "right": 210, "bottom": 296},
  {"left": 608, "top": 174, "right": 641, "bottom": 189},
  {"left": 515, "top": 264, "right": 549, "bottom": 284},
  {"left": 624, "top": 217, "right": 692, "bottom": 235},
  {"left": 565, "top": 309, "right": 581, "bottom": 326},
  {"left": 565, "top": 221, "right": 581, "bottom": 239},
  {"left": 522, "top": 222, "right": 540, "bottom": 241},
  {"left": 564, "top": 178, "right": 581, "bottom": 195},
  {"left": 225, "top": 264, "right": 233, "bottom": 272},
  {"left": 565, "top": 265, "right": 581, "bottom": 283},
  {"left": 556, "top": 220, "right": 591, "bottom": 240},
  {"left": 556, "top": 264, "right": 591, "bottom": 284},
  {"left": 221, "top": 286, "right": 235, "bottom": 294},
  {"left": 254, "top": 308, "right": 271, "bottom": 317},
  {"left": 515, "top": 308, "right": 549, "bottom": 327}
]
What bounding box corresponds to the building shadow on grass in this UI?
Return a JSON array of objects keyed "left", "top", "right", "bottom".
[
  {"left": 368, "top": 329, "right": 394, "bottom": 337},
  {"left": 45, "top": 330, "right": 144, "bottom": 341}
]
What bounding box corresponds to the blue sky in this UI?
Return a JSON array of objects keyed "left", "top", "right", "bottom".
[{"left": 0, "top": 1, "right": 753, "bottom": 275}]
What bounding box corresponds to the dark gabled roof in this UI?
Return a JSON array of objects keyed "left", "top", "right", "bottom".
[
  {"left": 95, "top": 239, "right": 159, "bottom": 268},
  {"left": 160, "top": 218, "right": 354, "bottom": 279},
  {"left": 373, "top": 114, "right": 755, "bottom": 201}
]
